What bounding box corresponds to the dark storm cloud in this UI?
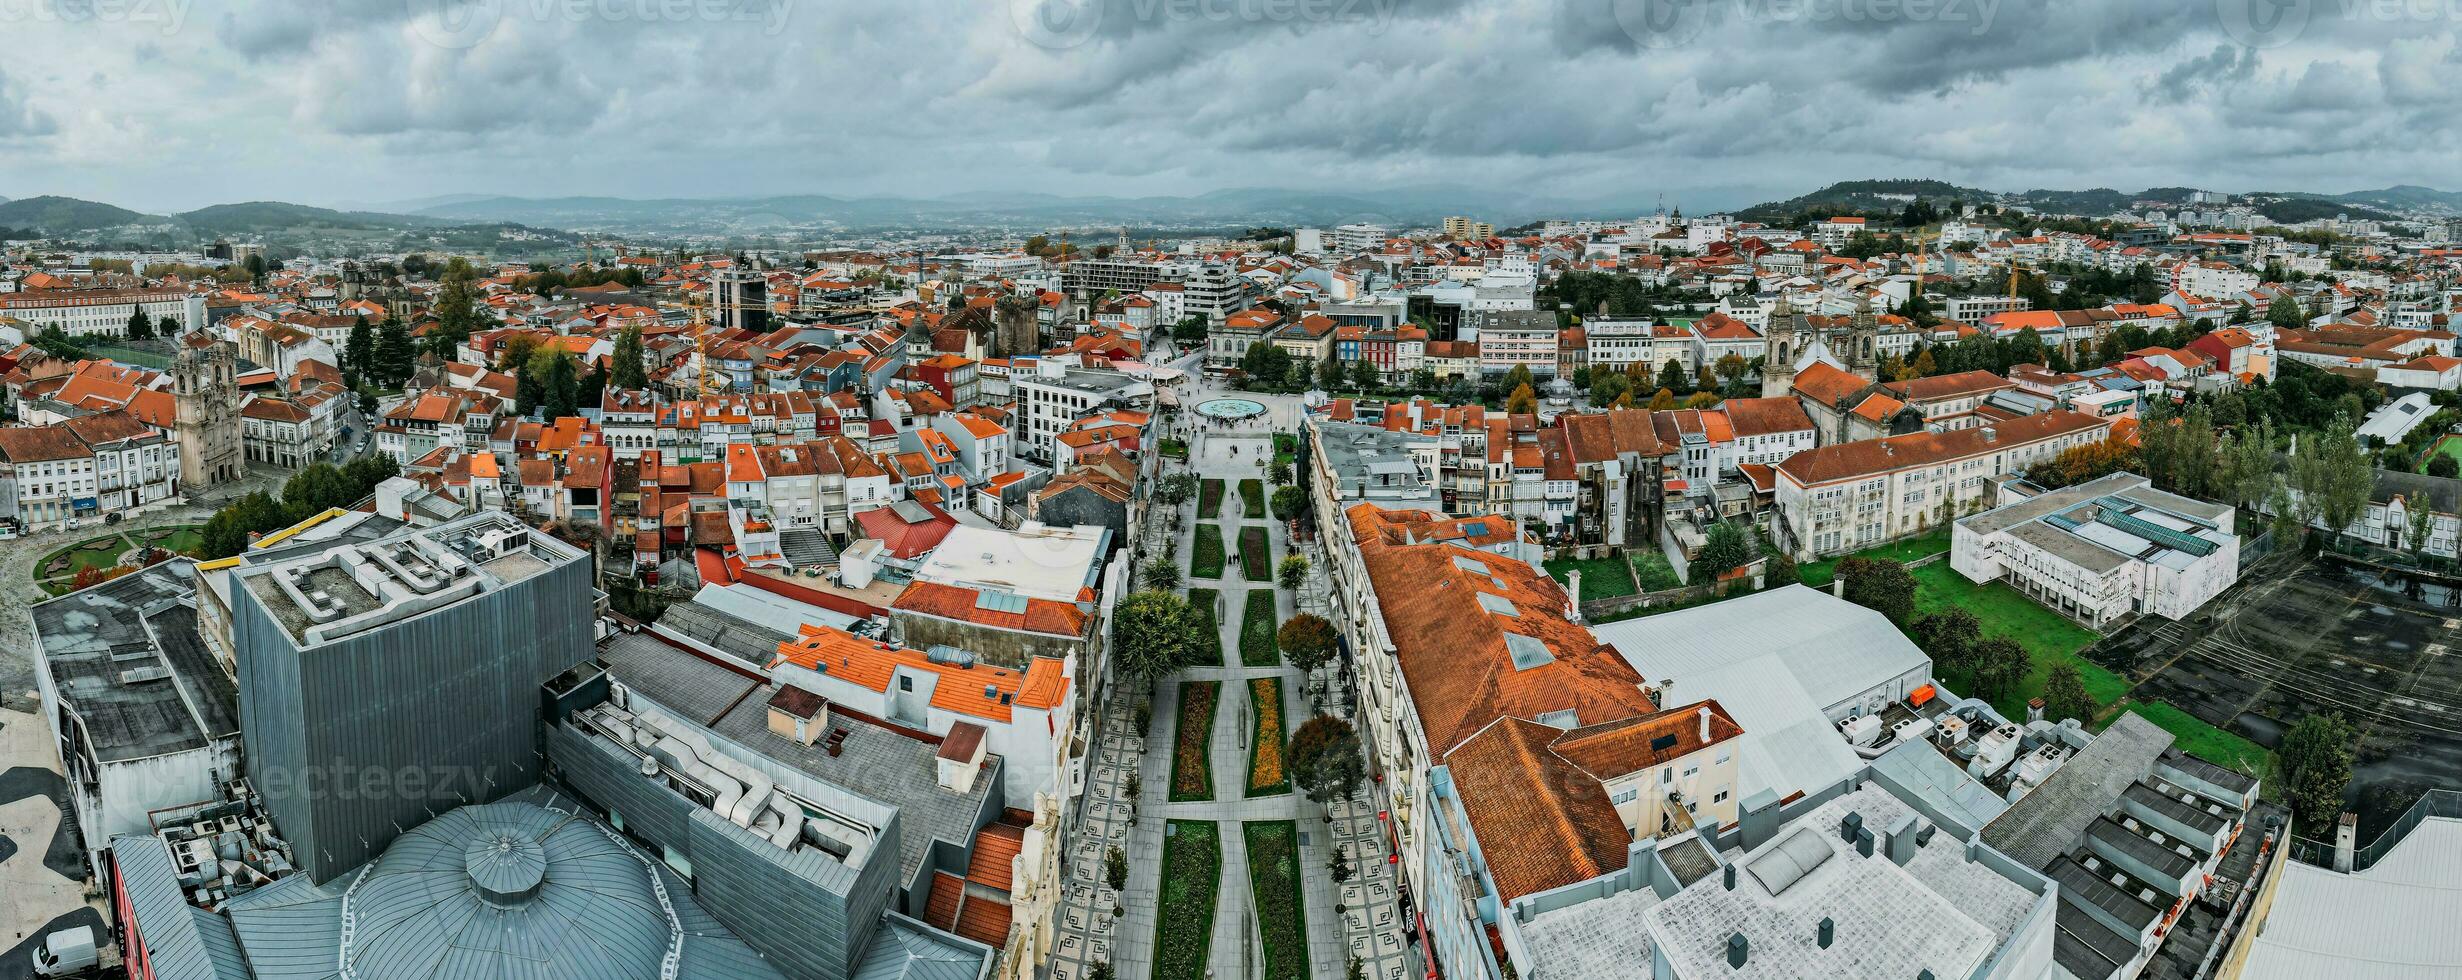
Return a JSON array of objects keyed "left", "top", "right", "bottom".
[{"left": 1, "top": 0, "right": 2456, "bottom": 212}]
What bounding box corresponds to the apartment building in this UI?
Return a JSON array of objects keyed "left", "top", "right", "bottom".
[
  {"left": 1774, "top": 410, "right": 2113, "bottom": 559},
  {"left": 0, "top": 286, "right": 205, "bottom": 338},
  {"left": 1470, "top": 309, "right": 1560, "bottom": 378}
]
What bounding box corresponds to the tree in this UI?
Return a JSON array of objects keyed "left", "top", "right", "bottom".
[
  {"left": 1506, "top": 383, "right": 1538, "bottom": 416},
  {"left": 1270, "top": 483, "right": 1308, "bottom": 521},
  {"left": 2433, "top": 456, "right": 2460, "bottom": 480},
  {"left": 610, "top": 322, "right": 649, "bottom": 389},
  {"left": 1286, "top": 715, "right": 1366, "bottom": 805},
  {"left": 1112, "top": 590, "right": 1200, "bottom": 682},
  {"left": 2408, "top": 501, "right": 2437, "bottom": 566},
  {"left": 1277, "top": 553, "right": 1309, "bottom": 590},
  {"left": 1349, "top": 356, "right": 1380, "bottom": 393},
  {"left": 1693, "top": 521, "right": 1754, "bottom": 582},
  {"left": 1909, "top": 347, "right": 1938, "bottom": 377},
  {"left": 427, "top": 257, "right": 481, "bottom": 360},
  {"left": 1141, "top": 555, "right": 1181, "bottom": 592},
  {"left": 1914, "top": 608, "right": 1983, "bottom": 677},
  {"left": 2041, "top": 664, "right": 2096, "bottom": 723},
  {"left": 344, "top": 314, "right": 375, "bottom": 384},
  {"left": 2274, "top": 713, "right": 2355, "bottom": 834},
  {"left": 1588, "top": 370, "right": 1631, "bottom": 408},
  {"left": 1501, "top": 363, "right": 1535, "bottom": 397},
  {"left": 1154, "top": 472, "right": 1199, "bottom": 508},
  {"left": 1835, "top": 557, "right": 1918, "bottom": 627},
  {"left": 2267, "top": 293, "right": 2309, "bottom": 332},
  {"left": 373, "top": 315, "right": 415, "bottom": 385},
  {"left": 543, "top": 353, "right": 580, "bottom": 420},
  {"left": 2025, "top": 435, "right": 2140, "bottom": 489},
  {"left": 1105, "top": 845, "right": 1128, "bottom": 891},
  {"left": 1656, "top": 357, "right": 1687, "bottom": 393},
  {"left": 1277, "top": 613, "right": 1338, "bottom": 676},
  {"left": 495, "top": 333, "right": 546, "bottom": 373},
  {"left": 125, "top": 306, "right": 153, "bottom": 340},
  {"left": 2291, "top": 414, "right": 2376, "bottom": 541},
  {"left": 1971, "top": 635, "right": 2033, "bottom": 699},
  {"left": 1647, "top": 387, "right": 1678, "bottom": 411}
]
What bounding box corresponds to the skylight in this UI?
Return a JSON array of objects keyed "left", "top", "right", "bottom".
[
  {"left": 1475, "top": 592, "right": 1521, "bottom": 618},
  {"left": 1503, "top": 632, "right": 1554, "bottom": 671}
]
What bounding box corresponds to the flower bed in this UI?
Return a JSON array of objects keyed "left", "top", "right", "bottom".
[
  {"left": 1187, "top": 588, "right": 1226, "bottom": 667},
  {"left": 1238, "top": 525, "right": 1271, "bottom": 580},
  {"left": 1240, "top": 589, "right": 1280, "bottom": 667},
  {"left": 1239, "top": 478, "right": 1267, "bottom": 519},
  {"left": 1244, "top": 820, "right": 1311, "bottom": 980},
  {"left": 1246, "top": 677, "right": 1290, "bottom": 797},
  {"left": 1191, "top": 523, "right": 1226, "bottom": 579},
  {"left": 1155, "top": 820, "right": 1224, "bottom": 980},
  {"left": 1170, "top": 681, "right": 1219, "bottom": 802},
  {"left": 1200, "top": 478, "right": 1226, "bottom": 517}
]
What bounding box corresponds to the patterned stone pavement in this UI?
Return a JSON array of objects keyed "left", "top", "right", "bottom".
[{"left": 1053, "top": 388, "right": 1418, "bottom": 980}]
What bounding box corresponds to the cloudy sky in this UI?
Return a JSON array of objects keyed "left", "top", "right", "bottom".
[{"left": 1, "top": 0, "right": 2456, "bottom": 215}]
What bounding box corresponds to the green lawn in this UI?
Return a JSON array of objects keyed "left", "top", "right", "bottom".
[
  {"left": 1243, "top": 821, "right": 1311, "bottom": 980},
  {"left": 2108, "top": 699, "right": 2271, "bottom": 779},
  {"left": 1186, "top": 588, "right": 1226, "bottom": 666},
  {"left": 1799, "top": 529, "right": 1955, "bottom": 587},
  {"left": 135, "top": 524, "right": 204, "bottom": 555},
  {"left": 1630, "top": 551, "right": 1684, "bottom": 592},
  {"left": 1200, "top": 479, "right": 1226, "bottom": 517},
  {"left": 1239, "top": 589, "right": 1280, "bottom": 667},
  {"left": 1238, "top": 526, "right": 1272, "bottom": 581},
  {"left": 1246, "top": 677, "right": 1292, "bottom": 798},
  {"left": 1240, "top": 478, "right": 1267, "bottom": 519},
  {"left": 1161, "top": 438, "right": 1190, "bottom": 460},
  {"left": 1155, "top": 821, "right": 1224, "bottom": 980},
  {"left": 1170, "top": 682, "right": 1220, "bottom": 803},
  {"left": 2420, "top": 434, "right": 2462, "bottom": 473},
  {"left": 1191, "top": 523, "right": 1226, "bottom": 579},
  {"left": 1910, "top": 563, "right": 2127, "bottom": 721},
  {"left": 1544, "top": 556, "right": 1639, "bottom": 602},
  {"left": 37, "top": 533, "right": 131, "bottom": 580}
]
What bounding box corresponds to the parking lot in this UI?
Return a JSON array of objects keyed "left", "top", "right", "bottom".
[{"left": 2095, "top": 553, "right": 2462, "bottom": 836}]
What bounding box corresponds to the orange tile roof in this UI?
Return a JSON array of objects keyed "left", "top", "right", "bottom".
[
  {"left": 1346, "top": 503, "right": 1655, "bottom": 756},
  {"left": 1777, "top": 409, "right": 2109, "bottom": 486},
  {"left": 772, "top": 624, "right": 1070, "bottom": 724},
  {"left": 1443, "top": 717, "right": 1633, "bottom": 902},
  {"left": 891, "top": 581, "right": 1090, "bottom": 639}
]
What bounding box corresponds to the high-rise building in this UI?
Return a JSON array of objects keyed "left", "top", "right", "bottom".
[
  {"left": 711, "top": 266, "right": 771, "bottom": 332},
  {"left": 1444, "top": 216, "right": 1494, "bottom": 240},
  {"left": 225, "top": 512, "right": 596, "bottom": 880}
]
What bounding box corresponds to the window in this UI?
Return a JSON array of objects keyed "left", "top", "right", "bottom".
[
  {"left": 1713, "top": 789, "right": 1730, "bottom": 804},
  {"left": 1660, "top": 767, "right": 1674, "bottom": 785},
  {"left": 898, "top": 675, "right": 913, "bottom": 692}
]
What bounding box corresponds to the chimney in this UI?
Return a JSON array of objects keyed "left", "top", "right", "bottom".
[
  {"left": 1722, "top": 862, "right": 1736, "bottom": 891},
  {"left": 1817, "top": 917, "right": 1835, "bottom": 949},
  {"left": 1698, "top": 705, "right": 1712, "bottom": 742},
  {"left": 1727, "top": 932, "right": 1749, "bottom": 969},
  {"left": 1833, "top": 574, "right": 1847, "bottom": 599},
  {"left": 2333, "top": 812, "right": 2360, "bottom": 873},
  {"left": 1566, "top": 569, "right": 1583, "bottom": 622},
  {"left": 1840, "top": 812, "right": 1863, "bottom": 843},
  {"left": 1983, "top": 426, "right": 1998, "bottom": 443},
  {"left": 2026, "top": 697, "right": 2046, "bottom": 723},
  {"left": 1855, "top": 826, "right": 1875, "bottom": 858}
]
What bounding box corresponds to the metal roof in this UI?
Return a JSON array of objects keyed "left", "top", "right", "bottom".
[
  {"left": 222, "top": 798, "right": 784, "bottom": 980},
  {"left": 1594, "top": 584, "right": 1930, "bottom": 715},
  {"left": 2242, "top": 817, "right": 2462, "bottom": 980},
  {"left": 33, "top": 560, "right": 237, "bottom": 763},
  {"left": 110, "top": 835, "right": 251, "bottom": 980},
  {"left": 1981, "top": 712, "right": 2172, "bottom": 871}
]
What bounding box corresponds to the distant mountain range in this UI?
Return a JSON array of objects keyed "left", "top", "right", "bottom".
[
  {"left": 4, "top": 179, "right": 2456, "bottom": 249},
  {"left": 395, "top": 186, "right": 1692, "bottom": 237},
  {"left": 1739, "top": 179, "right": 2457, "bottom": 226}
]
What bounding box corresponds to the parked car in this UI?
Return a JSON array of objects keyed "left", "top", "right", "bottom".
[{"left": 30, "top": 926, "right": 96, "bottom": 976}]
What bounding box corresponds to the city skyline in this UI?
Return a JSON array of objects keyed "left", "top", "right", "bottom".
[{"left": 2, "top": 1, "right": 2458, "bottom": 213}]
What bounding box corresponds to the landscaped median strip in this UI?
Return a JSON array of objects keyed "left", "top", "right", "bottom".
[
  {"left": 1244, "top": 820, "right": 1311, "bottom": 980},
  {"left": 1169, "top": 681, "right": 1219, "bottom": 802},
  {"left": 1239, "top": 589, "right": 1279, "bottom": 667},
  {"left": 1191, "top": 523, "right": 1227, "bottom": 579},
  {"left": 1186, "top": 587, "right": 1226, "bottom": 667},
  {"left": 1246, "top": 676, "right": 1290, "bottom": 798},
  {"left": 1155, "top": 820, "right": 1223, "bottom": 980}
]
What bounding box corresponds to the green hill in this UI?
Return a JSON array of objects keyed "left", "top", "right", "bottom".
[
  {"left": 0, "top": 195, "right": 159, "bottom": 232},
  {"left": 176, "top": 201, "right": 447, "bottom": 235}
]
